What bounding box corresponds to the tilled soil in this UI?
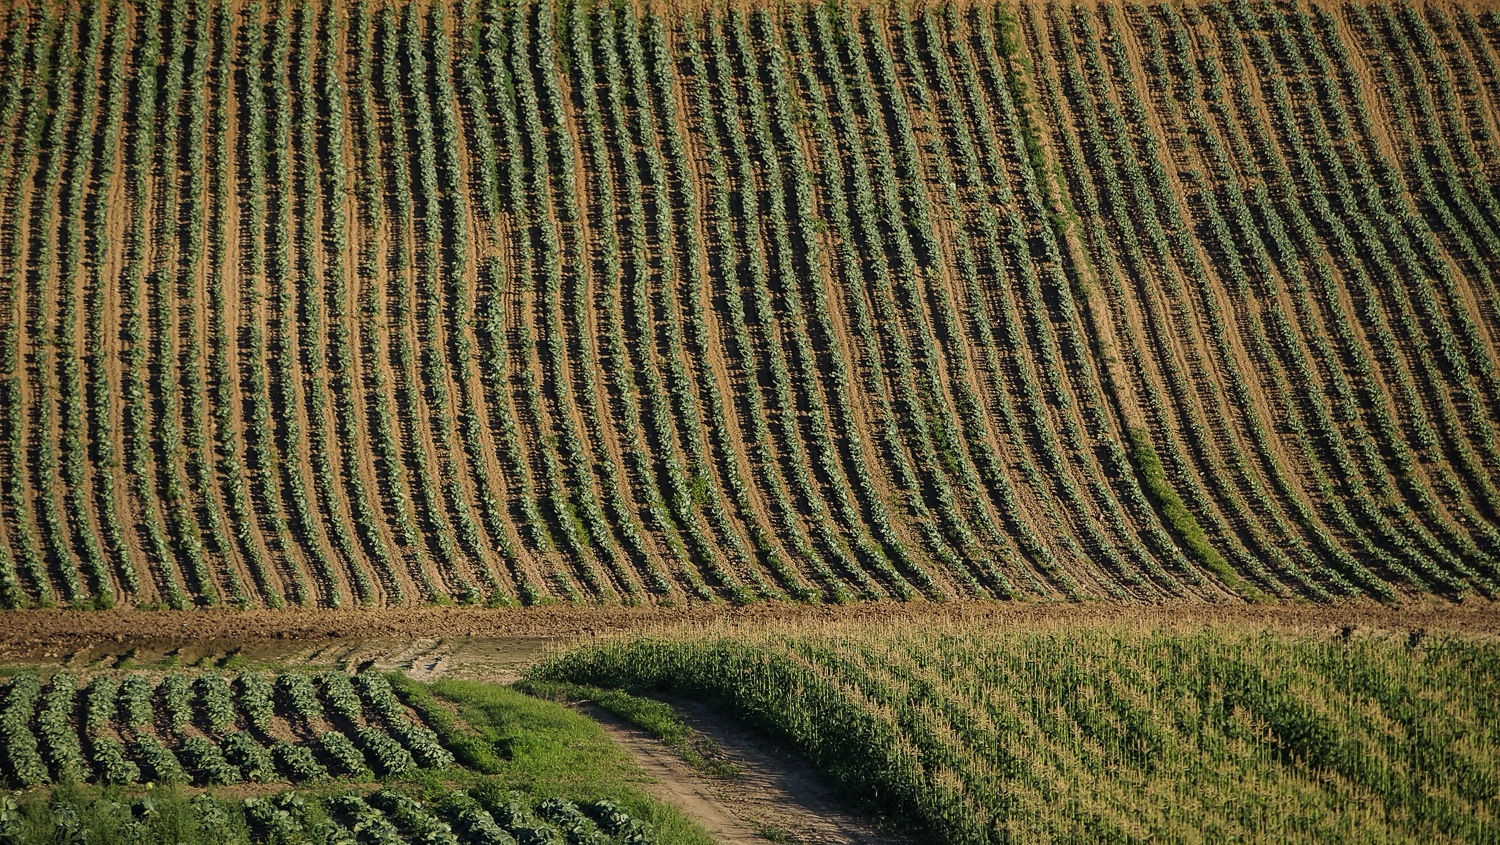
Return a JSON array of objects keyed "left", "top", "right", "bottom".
[{"left": 3, "top": 598, "right": 1497, "bottom": 659}]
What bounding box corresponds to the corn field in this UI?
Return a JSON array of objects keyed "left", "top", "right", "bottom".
[{"left": 534, "top": 622, "right": 1500, "bottom": 843}]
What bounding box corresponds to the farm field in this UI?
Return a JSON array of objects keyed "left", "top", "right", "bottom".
[
  {"left": 0, "top": 664, "right": 710, "bottom": 843},
  {"left": 2, "top": 790, "right": 672, "bottom": 845},
  {"left": 0, "top": 615, "right": 1495, "bottom": 843},
  {"left": 4, "top": 0, "right": 1500, "bottom": 841},
  {"left": 2, "top": 0, "right": 1500, "bottom": 609},
  {"left": 533, "top": 619, "right": 1500, "bottom": 844}
]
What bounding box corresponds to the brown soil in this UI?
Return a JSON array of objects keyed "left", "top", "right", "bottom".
[
  {"left": 588, "top": 702, "right": 912, "bottom": 845},
  {"left": 2, "top": 598, "right": 1497, "bottom": 658}
]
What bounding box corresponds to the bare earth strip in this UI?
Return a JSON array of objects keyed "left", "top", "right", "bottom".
[
  {"left": 2, "top": 599, "right": 1497, "bottom": 655},
  {"left": 586, "top": 703, "right": 913, "bottom": 845}
]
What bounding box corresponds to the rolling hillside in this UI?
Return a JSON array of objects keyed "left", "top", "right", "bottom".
[{"left": 1, "top": 0, "right": 1498, "bottom": 609}]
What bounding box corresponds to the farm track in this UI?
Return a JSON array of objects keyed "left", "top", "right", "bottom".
[
  {"left": 2, "top": 599, "right": 1498, "bottom": 657},
  {"left": 1, "top": 0, "right": 1499, "bottom": 611},
  {"left": 586, "top": 701, "right": 916, "bottom": 845}
]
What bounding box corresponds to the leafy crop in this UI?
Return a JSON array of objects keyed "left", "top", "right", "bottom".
[
  {"left": 0, "top": 671, "right": 458, "bottom": 790},
  {"left": 0, "top": 0, "right": 1495, "bottom": 610}
]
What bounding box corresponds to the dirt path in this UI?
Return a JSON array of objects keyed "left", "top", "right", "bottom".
[
  {"left": 3, "top": 598, "right": 1499, "bottom": 658},
  {"left": 587, "top": 703, "right": 913, "bottom": 845}
]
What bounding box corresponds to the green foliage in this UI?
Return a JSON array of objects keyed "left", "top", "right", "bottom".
[
  {"left": 535, "top": 623, "right": 1500, "bottom": 844},
  {"left": 134, "top": 734, "right": 189, "bottom": 786},
  {"left": 0, "top": 787, "right": 254, "bottom": 845},
  {"left": 271, "top": 740, "right": 327, "bottom": 783},
  {"left": 0, "top": 670, "right": 465, "bottom": 790},
  {"left": 195, "top": 674, "right": 236, "bottom": 734},
  {"left": 236, "top": 673, "right": 275, "bottom": 733},
  {"left": 517, "top": 680, "right": 736, "bottom": 778},
  {"left": 0, "top": 673, "right": 707, "bottom": 844},
  {"left": 0, "top": 0, "right": 1495, "bottom": 609},
  {"left": 318, "top": 730, "right": 373, "bottom": 780},
  {"left": 389, "top": 673, "right": 504, "bottom": 774},
  {"left": 1, "top": 673, "right": 48, "bottom": 787},
  {"left": 223, "top": 731, "right": 275, "bottom": 783},
  {"left": 180, "top": 735, "right": 240, "bottom": 786},
  {"left": 1127, "top": 427, "right": 1263, "bottom": 601},
  {"left": 89, "top": 736, "right": 139, "bottom": 786}
]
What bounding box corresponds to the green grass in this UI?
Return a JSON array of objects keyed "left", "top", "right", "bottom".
[
  {"left": 422, "top": 678, "right": 714, "bottom": 843},
  {"left": 1126, "top": 426, "right": 1267, "bottom": 601},
  {"left": 753, "top": 822, "right": 795, "bottom": 843},
  {"left": 519, "top": 679, "right": 741, "bottom": 778},
  {"left": 388, "top": 673, "right": 505, "bottom": 773}
]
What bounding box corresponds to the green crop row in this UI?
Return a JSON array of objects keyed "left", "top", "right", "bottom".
[{"left": 0, "top": 671, "right": 458, "bottom": 789}]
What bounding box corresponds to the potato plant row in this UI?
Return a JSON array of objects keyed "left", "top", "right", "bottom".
[
  {"left": 0, "top": 789, "right": 660, "bottom": 845},
  {"left": 0, "top": 670, "right": 457, "bottom": 788},
  {"left": 1021, "top": 0, "right": 1500, "bottom": 603},
  {"left": 0, "top": 0, "right": 1497, "bottom": 608}
]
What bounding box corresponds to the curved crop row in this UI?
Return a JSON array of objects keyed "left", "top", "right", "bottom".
[
  {"left": 0, "top": 671, "right": 457, "bottom": 789},
  {"left": 0, "top": 0, "right": 1495, "bottom": 606}
]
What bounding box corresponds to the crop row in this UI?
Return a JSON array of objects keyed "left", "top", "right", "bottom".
[
  {"left": 534, "top": 622, "right": 1500, "bottom": 844},
  {"left": 0, "top": 0, "right": 1496, "bottom": 607},
  {"left": 0, "top": 789, "right": 659, "bottom": 845},
  {"left": 0, "top": 671, "right": 457, "bottom": 788}
]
